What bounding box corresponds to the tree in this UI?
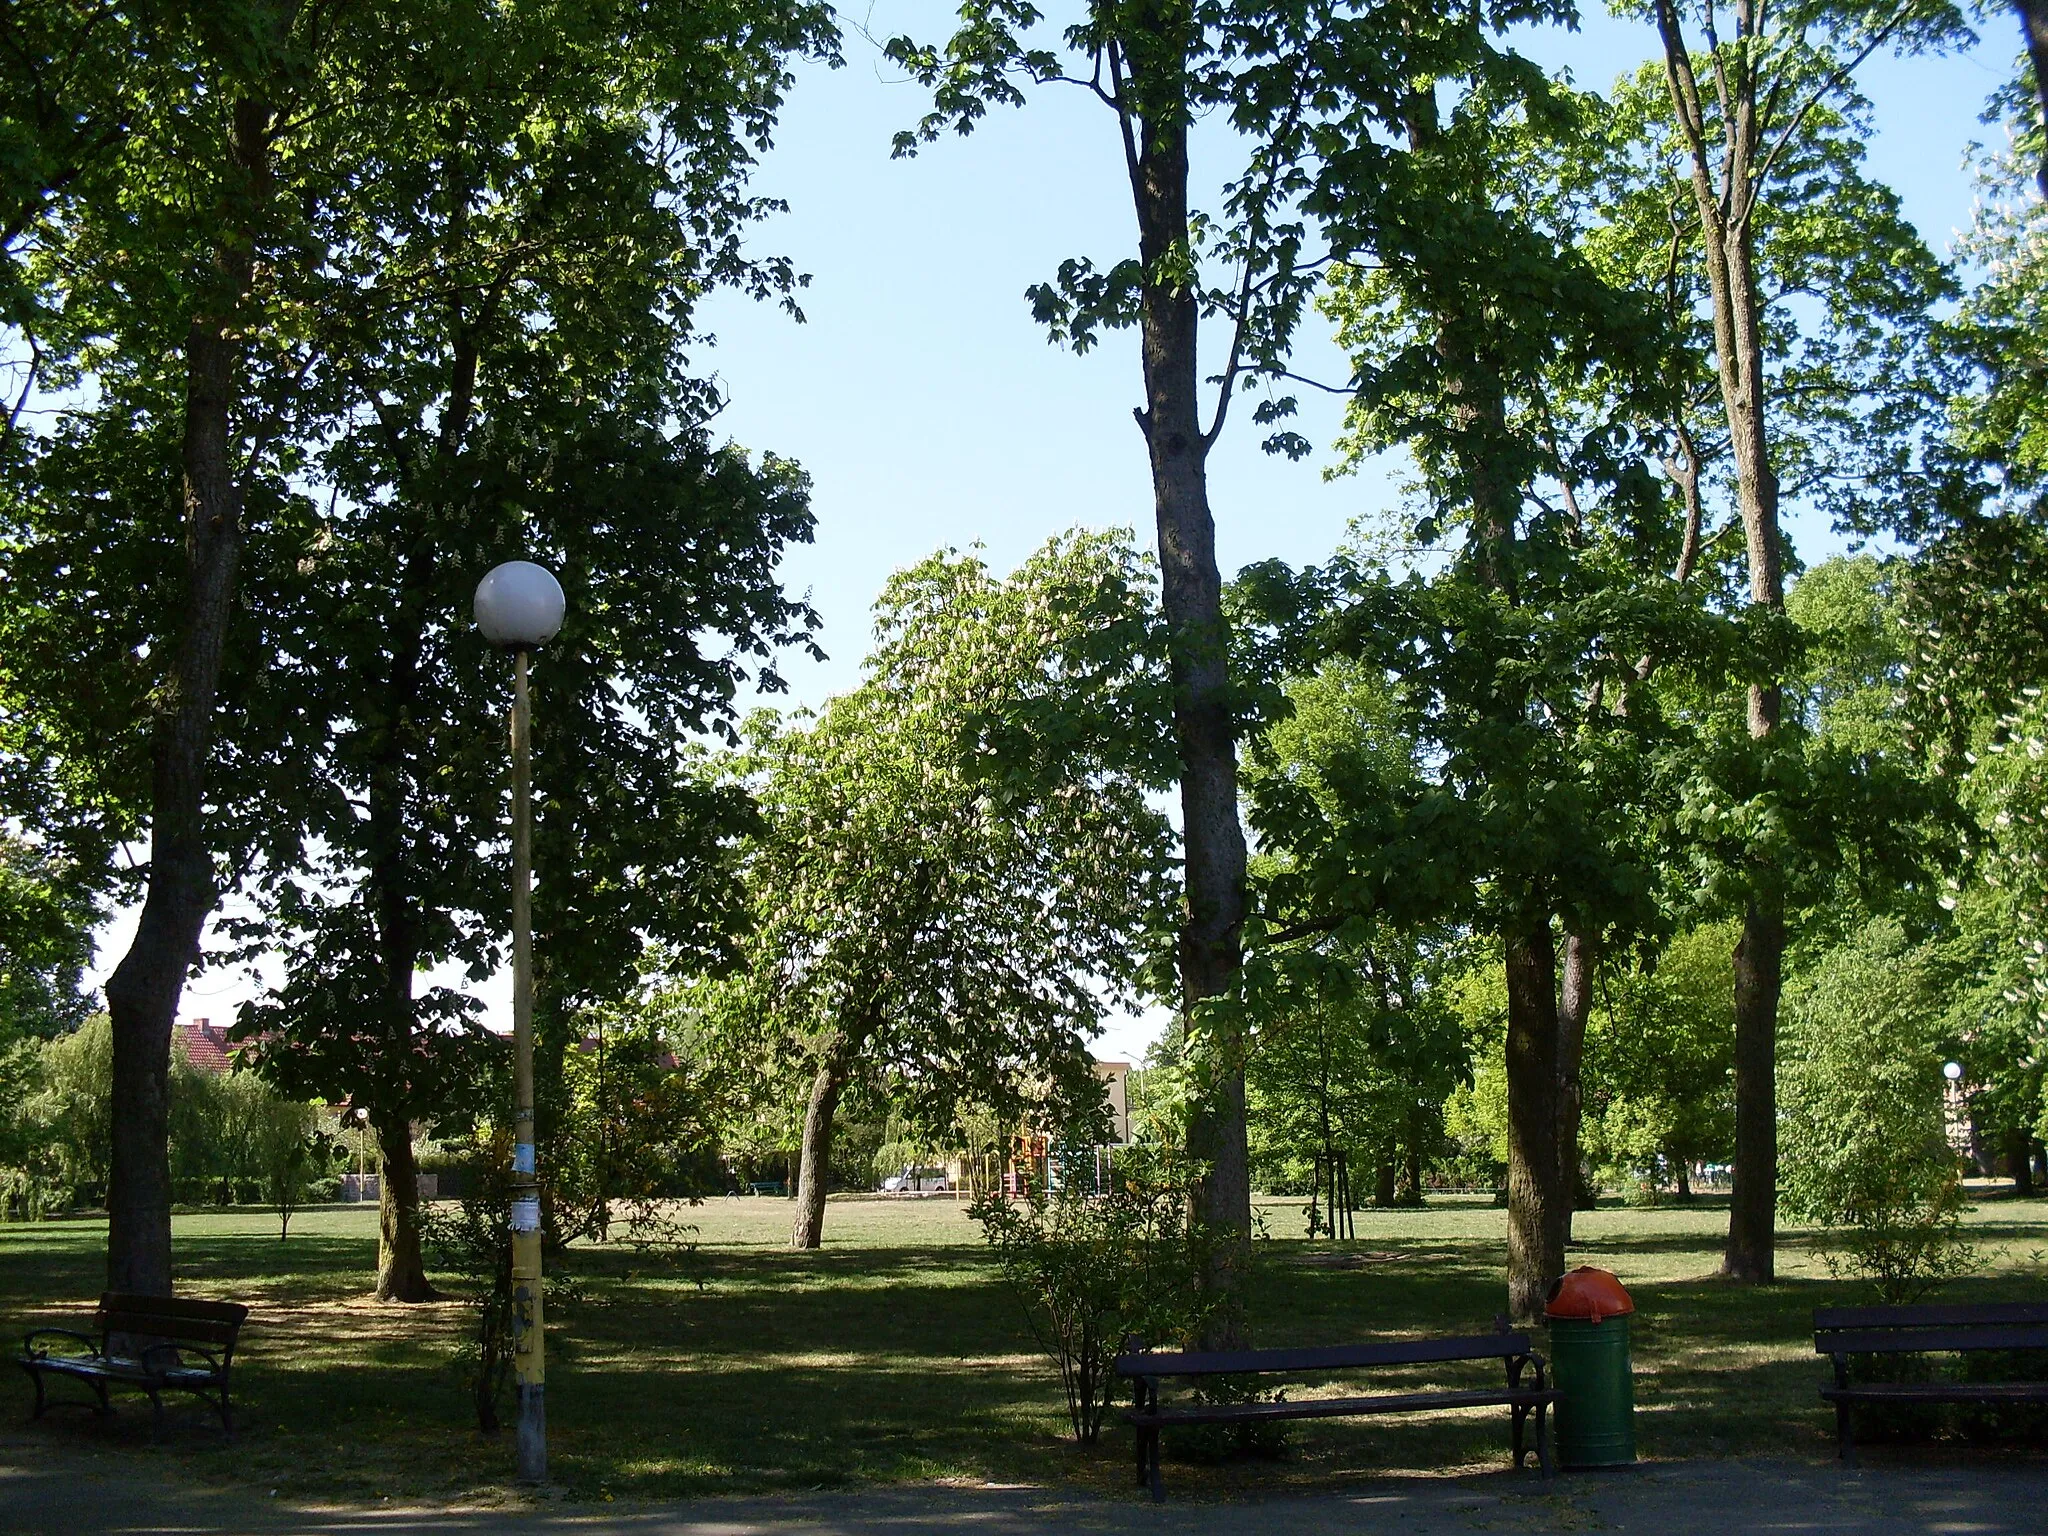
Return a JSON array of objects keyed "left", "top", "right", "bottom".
[
  {"left": 1618, "top": 0, "right": 1968, "bottom": 1284},
  {"left": 0, "top": 0, "right": 177, "bottom": 427},
  {"left": 1245, "top": 935, "right": 1466, "bottom": 1218},
  {"left": 1579, "top": 923, "right": 1736, "bottom": 1197},
  {"left": 1232, "top": 57, "right": 1752, "bottom": 1311},
  {"left": 246, "top": 1090, "right": 330, "bottom": 1243},
  {"left": 719, "top": 531, "right": 1177, "bottom": 1249},
  {"left": 0, "top": 1012, "right": 110, "bottom": 1216},
  {"left": 225, "top": 0, "right": 832, "bottom": 1300},
  {"left": 1902, "top": 519, "right": 2048, "bottom": 1172},
  {"left": 1241, "top": 535, "right": 1717, "bottom": 1314},
  {"left": 82, "top": 2, "right": 353, "bottom": 1299},
  {"left": 1908, "top": 103, "right": 2048, "bottom": 1173},
  {"left": 2001, "top": 1, "right": 2048, "bottom": 196},
  {"left": 3, "top": 0, "right": 524, "bottom": 1297},
  {"left": 1239, "top": 660, "right": 1466, "bottom": 1218},
  {"left": 0, "top": 832, "right": 94, "bottom": 1046},
  {"left": 883, "top": 0, "right": 1587, "bottom": 1326}
]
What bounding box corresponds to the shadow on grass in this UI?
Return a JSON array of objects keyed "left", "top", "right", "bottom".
[{"left": 5, "top": 1204, "right": 2048, "bottom": 1504}]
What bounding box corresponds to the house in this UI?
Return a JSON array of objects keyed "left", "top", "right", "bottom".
[{"left": 173, "top": 1018, "right": 237, "bottom": 1074}]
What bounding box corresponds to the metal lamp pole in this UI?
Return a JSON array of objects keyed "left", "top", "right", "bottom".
[
  {"left": 474, "top": 560, "right": 566, "bottom": 1487},
  {"left": 508, "top": 644, "right": 545, "bottom": 1482}
]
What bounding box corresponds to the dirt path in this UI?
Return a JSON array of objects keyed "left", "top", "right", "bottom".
[{"left": 4, "top": 1446, "right": 2047, "bottom": 1536}]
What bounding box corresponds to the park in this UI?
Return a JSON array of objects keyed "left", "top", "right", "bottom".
[{"left": 2, "top": 0, "right": 2048, "bottom": 1530}]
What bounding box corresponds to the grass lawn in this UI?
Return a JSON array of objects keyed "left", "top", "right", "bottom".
[{"left": 3, "top": 1189, "right": 2047, "bottom": 1505}]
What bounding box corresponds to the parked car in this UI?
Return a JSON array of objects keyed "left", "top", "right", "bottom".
[{"left": 881, "top": 1166, "right": 950, "bottom": 1194}]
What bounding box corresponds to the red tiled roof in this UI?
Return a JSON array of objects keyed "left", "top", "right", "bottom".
[{"left": 175, "top": 1019, "right": 236, "bottom": 1074}]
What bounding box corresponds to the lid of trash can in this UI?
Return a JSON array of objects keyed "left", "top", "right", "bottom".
[{"left": 1544, "top": 1266, "right": 1635, "bottom": 1321}]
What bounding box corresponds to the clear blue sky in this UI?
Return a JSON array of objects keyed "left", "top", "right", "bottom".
[{"left": 121, "top": 5, "right": 2015, "bottom": 1057}]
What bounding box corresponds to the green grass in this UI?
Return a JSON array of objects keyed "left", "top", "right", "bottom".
[{"left": 4, "top": 1189, "right": 2046, "bottom": 1505}]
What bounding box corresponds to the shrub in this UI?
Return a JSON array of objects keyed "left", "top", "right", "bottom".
[
  {"left": 968, "top": 1162, "right": 1212, "bottom": 1444},
  {"left": 421, "top": 1140, "right": 518, "bottom": 1433},
  {"left": 1780, "top": 920, "right": 1979, "bottom": 1302},
  {"left": 424, "top": 1133, "right": 702, "bottom": 1433}
]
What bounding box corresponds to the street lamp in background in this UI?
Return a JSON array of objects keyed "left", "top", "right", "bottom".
[{"left": 473, "top": 559, "right": 566, "bottom": 1485}]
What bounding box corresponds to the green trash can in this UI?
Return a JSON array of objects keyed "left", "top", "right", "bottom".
[{"left": 1544, "top": 1267, "right": 1636, "bottom": 1468}]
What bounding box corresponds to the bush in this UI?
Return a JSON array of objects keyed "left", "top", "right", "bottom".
[
  {"left": 424, "top": 1131, "right": 703, "bottom": 1433},
  {"left": 421, "top": 1137, "right": 518, "bottom": 1433},
  {"left": 968, "top": 1162, "right": 1212, "bottom": 1444},
  {"left": 1780, "top": 920, "right": 1978, "bottom": 1302}
]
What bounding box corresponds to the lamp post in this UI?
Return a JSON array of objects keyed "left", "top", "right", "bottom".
[{"left": 473, "top": 559, "right": 565, "bottom": 1485}]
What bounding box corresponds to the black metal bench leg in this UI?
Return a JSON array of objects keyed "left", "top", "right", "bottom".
[
  {"left": 88, "top": 1378, "right": 110, "bottom": 1418},
  {"left": 148, "top": 1389, "right": 164, "bottom": 1441},
  {"left": 26, "top": 1368, "right": 46, "bottom": 1420},
  {"left": 1148, "top": 1426, "right": 1164, "bottom": 1503},
  {"left": 1512, "top": 1401, "right": 1527, "bottom": 1469},
  {"left": 1536, "top": 1400, "right": 1554, "bottom": 1478},
  {"left": 1837, "top": 1401, "right": 1856, "bottom": 1467},
  {"left": 1134, "top": 1422, "right": 1147, "bottom": 1490}
]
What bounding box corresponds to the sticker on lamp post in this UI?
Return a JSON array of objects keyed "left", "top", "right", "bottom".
[
  {"left": 514, "top": 1142, "right": 536, "bottom": 1174},
  {"left": 511, "top": 1198, "right": 541, "bottom": 1232}
]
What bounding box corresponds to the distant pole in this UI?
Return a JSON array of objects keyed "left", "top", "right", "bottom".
[
  {"left": 472, "top": 559, "right": 566, "bottom": 1488},
  {"left": 509, "top": 647, "right": 545, "bottom": 1482}
]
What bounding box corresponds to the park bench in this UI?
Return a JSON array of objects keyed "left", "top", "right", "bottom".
[
  {"left": 747, "top": 1180, "right": 787, "bottom": 1197},
  {"left": 1116, "top": 1330, "right": 1558, "bottom": 1500},
  {"left": 16, "top": 1291, "right": 248, "bottom": 1439},
  {"left": 1814, "top": 1301, "right": 2048, "bottom": 1463}
]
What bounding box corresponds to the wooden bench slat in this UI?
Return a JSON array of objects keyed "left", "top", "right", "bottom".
[
  {"left": 1116, "top": 1333, "right": 1534, "bottom": 1378},
  {"left": 99, "top": 1293, "right": 247, "bottom": 1342},
  {"left": 99, "top": 1314, "right": 241, "bottom": 1347},
  {"left": 1129, "top": 1386, "right": 1561, "bottom": 1427},
  {"left": 1823, "top": 1381, "right": 2048, "bottom": 1403},
  {"left": 1815, "top": 1325, "right": 2048, "bottom": 1356},
  {"left": 1814, "top": 1302, "right": 2048, "bottom": 1330}
]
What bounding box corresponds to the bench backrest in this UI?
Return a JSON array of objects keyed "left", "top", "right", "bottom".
[
  {"left": 1116, "top": 1333, "right": 1533, "bottom": 1380},
  {"left": 97, "top": 1292, "right": 249, "bottom": 1352},
  {"left": 1814, "top": 1302, "right": 2048, "bottom": 1357}
]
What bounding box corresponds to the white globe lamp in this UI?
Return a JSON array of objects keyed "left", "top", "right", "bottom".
[
  {"left": 1944, "top": 1061, "right": 1964, "bottom": 1082},
  {"left": 473, "top": 561, "right": 566, "bottom": 649}
]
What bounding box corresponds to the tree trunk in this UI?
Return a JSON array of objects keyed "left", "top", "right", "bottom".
[
  {"left": 1968, "top": 1113, "right": 1994, "bottom": 1177},
  {"left": 102, "top": 95, "right": 274, "bottom": 1298},
  {"left": 1655, "top": 0, "right": 1787, "bottom": 1288},
  {"left": 1374, "top": 1160, "right": 1396, "bottom": 1209},
  {"left": 2007, "top": 1129, "right": 2036, "bottom": 1196},
  {"left": 1725, "top": 901, "right": 1783, "bottom": 1282},
  {"left": 792, "top": 1051, "right": 848, "bottom": 1249},
  {"left": 2014, "top": 0, "right": 2048, "bottom": 196},
  {"left": 1556, "top": 931, "right": 1595, "bottom": 1243},
  {"left": 1505, "top": 923, "right": 1565, "bottom": 1322},
  {"left": 1126, "top": 67, "right": 1250, "bottom": 1337},
  {"left": 363, "top": 527, "right": 438, "bottom": 1297},
  {"left": 1398, "top": 1147, "right": 1422, "bottom": 1208},
  {"left": 375, "top": 1115, "right": 436, "bottom": 1302}
]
